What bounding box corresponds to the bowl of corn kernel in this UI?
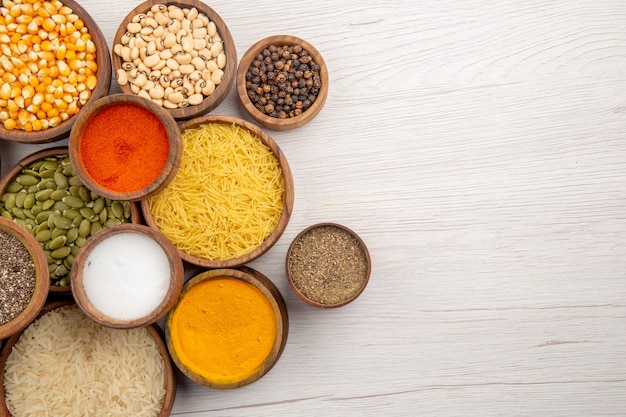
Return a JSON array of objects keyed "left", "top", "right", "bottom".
[{"left": 0, "top": 0, "right": 111, "bottom": 143}]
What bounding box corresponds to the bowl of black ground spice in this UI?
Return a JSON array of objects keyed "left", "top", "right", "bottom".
[
  {"left": 237, "top": 35, "right": 329, "bottom": 131},
  {"left": 286, "top": 223, "right": 371, "bottom": 308},
  {"left": 0, "top": 217, "right": 49, "bottom": 339}
]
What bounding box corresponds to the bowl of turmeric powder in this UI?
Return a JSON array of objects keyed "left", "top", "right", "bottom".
[
  {"left": 0, "top": 0, "right": 112, "bottom": 144},
  {"left": 68, "top": 93, "right": 183, "bottom": 202},
  {"left": 165, "top": 267, "right": 288, "bottom": 389}
]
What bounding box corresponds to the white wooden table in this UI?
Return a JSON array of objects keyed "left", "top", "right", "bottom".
[{"left": 2, "top": 1, "right": 626, "bottom": 415}]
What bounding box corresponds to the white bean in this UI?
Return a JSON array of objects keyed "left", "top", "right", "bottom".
[{"left": 116, "top": 68, "right": 128, "bottom": 86}]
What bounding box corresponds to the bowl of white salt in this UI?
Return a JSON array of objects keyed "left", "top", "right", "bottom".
[{"left": 70, "top": 223, "right": 184, "bottom": 329}]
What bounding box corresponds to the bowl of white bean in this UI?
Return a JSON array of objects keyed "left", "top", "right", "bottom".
[{"left": 112, "top": 0, "right": 236, "bottom": 120}]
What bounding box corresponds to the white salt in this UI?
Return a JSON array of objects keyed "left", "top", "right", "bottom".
[{"left": 82, "top": 231, "right": 171, "bottom": 321}]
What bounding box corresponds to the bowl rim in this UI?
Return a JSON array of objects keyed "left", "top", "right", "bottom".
[
  {"left": 286, "top": 222, "right": 371, "bottom": 308},
  {"left": 0, "top": 300, "right": 177, "bottom": 417},
  {"left": 0, "top": 0, "right": 112, "bottom": 144},
  {"left": 70, "top": 223, "right": 184, "bottom": 329},
  {"left": 236, "top": 34, "right": 329, "bottom": 131},
  {"left": 140, "top": 114, "right": 294, "bottom": 268},
  {"left": 0, "top": 218, "right": 50, "bottom": 339},
  {"left": 111, "top": 0, "right": 236, "bottom": 120},
  {"left": 165, "top": 267, "right": 289, "bottom": 389},
  {"left": 68, "top": 93, "right": 183, "bottom": 202},
  {"left": 0, "top": 146, "right": 142, "bottom": 295}
]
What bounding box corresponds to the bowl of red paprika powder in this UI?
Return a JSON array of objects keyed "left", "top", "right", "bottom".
[{"left": 68, "top": 94, "right": 182, "bottom": 202}]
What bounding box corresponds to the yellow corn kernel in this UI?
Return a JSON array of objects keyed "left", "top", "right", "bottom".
[
  {"left": 49, "top": 65, "right": 58, "bottom": 77},
  {"left": 74, "top": 38, "right": 85, "bottom": 52},
  {"left": 52, "top": 85, "right": 62, "bottom": 98},
  {"left": 10, "top": 85, "right": 20, "bottom": 98},
  {"left": 21, "top": 84, "right": 33, "bottom": 99},
  {"left": 0, "top": 33, "right": 10, "bottom": 43},
  {"left": 66, "top": 100, "right": 76, "bottom": 114},
  {"left": 0, "top": 110, "right": 8, "bottom": 120},
  {"left": 56, "top": 59, "right": 69, "bottom": 77},
  {"left": 31, "top": 118, "right": 43, "bottom": 130},
  {"left": 15, "top": 23, "right": 28, "bottom": 35},
  {"left": 85, "top": 60, "right": 96, "bottom": 73},
  {"left": 37, "top": 5, "right": 50, "bottom": 18},
  {"left": 51, "top": 78, "right": 62, "bottom": 88},
  {"left": 2, "top": 72, "right": 16, "bottom": 83},
  {"left": 37, "top": 28, "right": 48, "bottom": 40},
  {"left": 61, "top": 92, "right": 72, "bottom": 103},
  {"left": 27, "top": 20, "right": 37, "bottom": 34},
  {"left": 35, "top": 109, "right": 45, "bottom": 119},
  {"left": 34, "top": 82, "right": 45, "bottom": 93},
  {"left": 73, "top": 18, "right": 83, "bottom": 30},
  {"left": 7, "top": 99, "right": 18, "bottom": 113},
  {"left": 13, "top": 95, "right": 24, "bottom": 108},
  {"left": 41, "top": 17, "right": 55, "bottom": 31},
  {"left": 40, "top": 39, "right": 53, "bottom": 51},
  {"left": 0, "top": 83, "right": 10, "bottom": 100},
  {"left": 31, "top": 91, "right": 42, "bottom": 105},
  {"left": 40, "top": 101, "right": 51, "bottom": 112},
  {"left": 16, "top": 15, "right": 32, "bottom": 25},
  {"left": 9, "top": 5, "right": 21, "bottom": 18},
  {"left": 43, "top": 2, "right": 57, "bottom": 16},
  {"left": 85, "top": 74, "right": 97, "bottom": 89},
  {"left": 48, "top": 115, "right": 60, "bottom": 126},
  {"left": 22, "top": 121, "right": 33, "bottom": 131},
  {"left": 0, "top": 99, "right": 7, "bottom": 108},
  {"left": 38, "top": 50, "right": 54, "bottom": 62},
  {"left": 68, "top": 58, "right": 82, "bottom": 71},
  {"left": 10, "top": 32, "right": 21, "bottom": 43},
  {"left": 17, "top": 108, "right": 29, "bottom": 124},
  {"left": 25, "top": 103, "right": 38, "bottom": 113},
  {"left": 50, "top": 14, "right": 65, "bottom": 25},
  {"left": 53, "top": 97, "right": 66, "bottom": 109},
  {"left": 3, "top": 118, "right": 17, "bottom": 130}
]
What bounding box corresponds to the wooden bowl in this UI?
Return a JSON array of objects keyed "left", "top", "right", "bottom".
[
  {"left": 0, "top": 0, "right": 112, "bottom": 143},
  {"left": 112, "top": 0, "right": 236, "bottom": 120},
  {"left": 286, "top": 223, "right": 371, "bottom": 308},
  {"left": 0, "top": 218, "right": 49, "bottom": 339},
  {"left": 236, "top": 34, "right": 328, "bottom": 131},
  {"left": 0, "top": 147, "right": 140, "bottom": 296},
  {"left": 71, "top": 223, "right": 184, "bottom": 329},
  {"left": 165, "top": 267, "right": 288, "bottom": 389},
  {"left": 68, "top": 93, "right": 183, "bottom": 201},
  {"left": 0, "top": 300, "right": 176, "bottom": 416},
  {"left": 140, "top": 115, "right": 294, "bottom": 268}
]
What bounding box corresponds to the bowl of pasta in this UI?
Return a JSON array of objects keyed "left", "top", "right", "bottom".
[{"left": 140, "top": 115, "right": 294, "bottom": 268}]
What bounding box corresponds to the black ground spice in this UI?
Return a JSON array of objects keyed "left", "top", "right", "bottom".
[
  {"left": 0, "top": 230, "right": 36, "bottom": 325},
  {"left": 287, "top": 225, "right": 368, "bottom": 306},
  {"left": 245, "top": 43, "right": 322, "bottom": 119}
]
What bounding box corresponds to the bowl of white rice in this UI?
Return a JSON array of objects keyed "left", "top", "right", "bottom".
[{"left": 0, "top": 301, "right": 176, "bottom": 417}]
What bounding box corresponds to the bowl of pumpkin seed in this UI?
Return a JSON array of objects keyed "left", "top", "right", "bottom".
[{"left": 0, "top": 147, "right": 139, "bottom": 294}]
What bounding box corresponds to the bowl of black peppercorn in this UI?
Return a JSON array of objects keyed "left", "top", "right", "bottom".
[{"left": 236, "top": 35, "right": 328, "bottom": 131}]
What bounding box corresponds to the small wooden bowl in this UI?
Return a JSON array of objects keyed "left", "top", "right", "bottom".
[
  {"left": 140, "top": 115, "right": 294, "bottom": 268},
  {"left": 68, "top": 93, "right": 183, "bottom": 202},
  {"left": 236, "top": 34, "right": 329, "bottom": 131},
  {"left": 0, "top": 147, "right": 140, "bottom": 296},
  {"left": 112, "top": 0, "right": 236, "bottom": 120},
  {"left": 286, "top": 223, "right": 371, "bottom": 308},
  {"left": 0, "top": 0, "right": 111, "bottom": 143},
  {"left": 71, "top": 223, "right": 184, "bottom": 329},
  {"left": 0, "top": 300, "right": 176, "bottom": 417},
  {"left": 165, "top": 267, "right": 288, "bottom": 389},
  {"left": 0, "top": 218, "right": 49, "bottom": 339}
]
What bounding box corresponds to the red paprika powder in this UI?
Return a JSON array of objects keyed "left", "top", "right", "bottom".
[{"left": 78, "top": 103, "right": 170, "bottom": 193}]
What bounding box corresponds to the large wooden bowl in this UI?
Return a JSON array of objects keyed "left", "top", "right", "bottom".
[
  {"left": 71, "top": 223, "right": 184, "bottom": 329},
  {"left": 0, "top": 0, "right": 112, "bottom": 143},
  {"left": 165, "top": 267, "right": 288, "bottom": 389},
  {"left": 68, "top": 94, "right": 183, "bottom": 202},
  {"left": 237, "top": 34, "right": 329, "bottom": 131},
  {"left": 0, "top": 300, "right": 176, "bottom": 417},
  {"left": 141, "top": 115, "right": 294, "bottom": 268},
  {"left": 0, "top": 218, "right": 49, "bottom": 339},
  {"left": 112, "top": 0, "right": 236, "bottom": 120},
  {"left": 0, "top": 147, "right": 140, "bottom": 296}
]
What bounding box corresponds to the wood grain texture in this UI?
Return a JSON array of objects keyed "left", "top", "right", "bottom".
[{"left": 2, "top": 0, "right": 626, "bottom": 416}]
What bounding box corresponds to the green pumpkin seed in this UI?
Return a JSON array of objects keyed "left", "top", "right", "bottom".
[
  {"left": 50, "top": 189, "right": 67, "bottom": 201},
  {"left": 74, "top": 236, "right": 87, "bottom": 248},
  {"left": 53, "top": 171, "right": 68, "bottom": 189},
  {"left": 35, "top": 210, "right": 52, "bottom": 224},
  {"left": 3, "top": 194, "right": 16, "bottom": 211},
  {"left": 63, "top": 208, "right": 80, "bottom": 220},
  {"left": 53, "top": 216, "right": 73, "bottom": 230},
  {"left": 51, "top": 246, "right": 71, "bottom": 259},
  {"left": 23, "top": 209, "right": 35, "bottom": 220},
  {"left": 35, "top": 189, "right": 54, "bottom": 201},
  {"left": 68, "top": 176, "right": 83, "bottom": 187},
  {"left": 78, "top": 219, "right": 91, "bottom": 238},
  {"left": 34, "top": 222, "right": 48, "bottom": 234},
  {"left": 93, "top": 197, "right": 105, "bottom": 214},
  {"left": 11, "top": 207, "right": 26, "bottom": 219},
  {"left": 47, "top": 212, "right": 59, "bottom": 228},
  {"left": 54, "top": 264, "right": 69, "bottom": 277},
  {"left": 42, "top": 199, "right": 55, "bottom": 210},
  {"left": 50, "top": 227, "right": 67, "bottom": 239},
  {"left": 79, "top": 207, "right": 95, "bottom": 220},
  {"left": 105, "top": 218, "right": 122, "bottom": 226},
  {"left": 78, "top": 186, "right": 90, "bottom": 203},
  {"left": 123, "top": 202, "right": 131, "bottom": 218},
  {"left": 42, "top": 161, "right": 58, "bottom": 171},
  {"left": 6, "top": 182, "right": 22, "bottom": 193},
  {"left": 0, "top": 211, "right": 11, "bottom": 220},
  {"left": 22, "top": 169, "right": 40, "bottom": 177},
  {"left": 15, "top": 191, "right": 27, "bottom": 208},
  {"left": 71, "top": 215, "right": 84, "bottom": 227},
  {"left": 35, "top": 229, "right": 52, "bottom": 242},
  {"left": 63, "top": 254, "right": 75, "bottom": 268},
  {"left": 49, "top": 235, "right": 67, "bottom": 250},
  {"left": 66, "top": 227, "right": 79, "bottom": 243},
  {"left": 90, "top": 221, "right": 102, "bottom": 236},
  {"left": 23, "top": 194, "right": 35, "bottom": 209},
  {"left": 98, "top": 207, "right": 107, "bottom": 223},
  {"left": 39, "top": 169, "right": 56, "bottom": 179},
  {"left": 63, "top": 195, "right": 84, "bottom": 208},
  {"left": 16, "top": 174, "right": 38, "bottom": 186},
  {"left": 110, "top": 201, "right": 124, "bottom": 219}
]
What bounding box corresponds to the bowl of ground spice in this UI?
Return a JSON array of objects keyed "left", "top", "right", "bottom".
[
  {"left": 236, "top": 34, "right": 328, "bottom": 131},
  {"left": 68, "top": 93, "right": 182, "bottom": 202},
  {"left": 112, "top": 1, "right": 236, "bottom": 120},
  {"left": 0, "top": 217, "right": 49, "bottom": 339},
  {"left": 0, "top": 0, "right": 112, "bottom": 144},
  {"left": 0, "top": 300, "right": 176, "bottom": 417},
  {"left": 165, "top": 267, "right": 288, "bottom": 389},
  {"left": 286, "top": 223, "right": 371, "bottom": 308},
  {"left": 0, "top": 147, "right": 139, "bottom": 294},
  {"left": 71, "top": 223, "right": 184, "bottom": 329},
  {"left": 141, "top": 115, "right": 294, "bottom": 268}
]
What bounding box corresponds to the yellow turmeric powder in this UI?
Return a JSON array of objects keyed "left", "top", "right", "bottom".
[{"left": 169, "top": 277, "right": 277, "bottom": 385}]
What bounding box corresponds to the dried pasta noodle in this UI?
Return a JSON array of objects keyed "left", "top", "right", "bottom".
[
  {"left": 147, "top": 123, "right": 285, "bottom": 261},
  {"left": 3, "top": 305, "right": 166, "bottom": 417}
]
